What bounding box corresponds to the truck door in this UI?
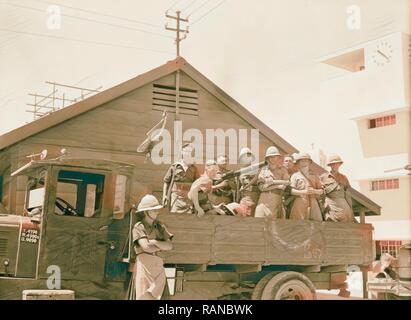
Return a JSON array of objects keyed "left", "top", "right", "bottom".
[{"left": 38, "top": 168, "right": 112, "bottom": 282}]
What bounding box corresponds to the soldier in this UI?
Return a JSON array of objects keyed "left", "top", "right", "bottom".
[
  {"left": 237, "top": 147, "right": 260, "bottom": 215},
  {"left": 162, "top": 143, "right": 200, "bottom": 214},
  {"left": 320, "top": 155, "right": 355, "bottom": 222},
  {"left": 255, "top": 146, "right": 290, "bottom": 219},
  {"left": 289, "top": 153, "right": 324, "bottom": 221},
  {"left": 283, "top": 154, "right": 297, "bottom": 218},
  {"left": 131, "top": 194, "right": 173, "bottom": 300},
  {"left": 188, "top": 160, "right": 219, "bottom": 217},
  {"left": 209, "top": 154, "right": 236, "bottom": 205},
  {"left": 214, "top": 196, "right": 255, "bottom": 217},
  {"left": 284, "top": 154, "right": 298, "bottom": 176}
]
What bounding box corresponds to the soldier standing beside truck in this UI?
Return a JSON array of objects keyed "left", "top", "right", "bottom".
[
  {"left": 289, "top": 153, "right": 324, "bottom": 221},
  {"left": 320, "top": 155, "right": 355, "bottom": 222},
  {"left": 255, "top": 146, "right": 290, "bottom": 219},
  {"left": 162, "top": 144, "right": 200, "bottom": 214},
  {"left": 130, "top": 195, "right": 173, "bottom": 300}
]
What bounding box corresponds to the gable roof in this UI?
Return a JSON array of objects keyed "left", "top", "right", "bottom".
[{"left": 0, "top": 57, "right": 380, "bottom": 216}]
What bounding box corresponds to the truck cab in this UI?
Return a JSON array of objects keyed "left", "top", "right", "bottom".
[{"left": 0, "top": 157, "right": 134, "bottom": 299}]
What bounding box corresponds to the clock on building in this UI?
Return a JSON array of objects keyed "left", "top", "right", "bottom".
[{"left": 372, "top": 41, "right": 394, "bottom": 66}]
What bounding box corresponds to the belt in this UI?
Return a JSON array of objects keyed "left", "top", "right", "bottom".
[
  {"left": 262, "top": 189, "right": 283, "bottom": 195},
  {"left": 173, "top": 183, "right": 191, "bottom": 191},
  {"left": 242, "top": 186, "right": 259, "bottom": 193},
  {"left": 135, "top": 251, "right": 157, "bottom": 257}
]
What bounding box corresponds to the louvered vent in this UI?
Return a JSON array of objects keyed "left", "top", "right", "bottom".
[
  {"left": 152, "top": 84, "right": 199, "bottom": 116},
  {"left": 0, "top": 238, "right": 8, "bottom": 258}
]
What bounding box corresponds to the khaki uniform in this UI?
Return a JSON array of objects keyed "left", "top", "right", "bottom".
[
  {"left": 287, "top": 166, "right": 298, "bottom": 176},
  {"left": 209, "top": 168, "right": 236, "bottom": 205},
  {"left": 131, "top": 221, "right": 166, "bottom": 300},
  {"left": 190, "top": 175, "right": 216, "bottom": 215},
  {"left": 163, "top": 162, "right": 200, "bottom": 214},
  {"left": 255, "top": 165, "right": 289, "bottom": 219},
  {"left": 320, "top": 172, "right": 354, "bottom": 222},
  {"left": 238, "top": 170, "right": 260, "bottom": 216},
  {"left": 289, "top": 171, "right": 323, "bottom": 221}
]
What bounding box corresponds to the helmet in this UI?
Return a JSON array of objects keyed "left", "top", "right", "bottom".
[
  {"left": 265, "top": 146, "right": 281, "bottom": 158},
  {"left": 136, "top": 194, "right": 163, "bottom": 212},
  {"left": 239, "top": 147, "right": 255, "bottom": 165},
  {"left": 294, "top": 152, "right": 312, "bottom": 162},
  {"left": 205, "top": 159, "right": 217, "bottom": 166},
  {"left": 327, "top": 155, "right": 343, "bottom": 166},
  {"left": 216, "top": 154, "right": 228, "bottom": 165}
]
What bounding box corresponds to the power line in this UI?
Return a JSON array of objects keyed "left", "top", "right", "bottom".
[
  {"left": 0, "top": 19, "right": 32, "bottom": 49},
  {"left": 187, "top": 0, "right": 213, "bottom": 17},
  {"left": 182, "top": 0, "right": 197, "bottom": 12},
  {"left": 1, "top": 2, "right": 173, "bottom": 39},
  {"left": 0, "top": 28, "right": 174, "bottom": 54},
  {"left": 191, "top": 0, "right": 227, "bottom": 25},
  {"left": 34, "top": 0, "right": 164, "bottom": 30},
  {"left": 167, "top": 0, "right": 185, "bottom": 11}
]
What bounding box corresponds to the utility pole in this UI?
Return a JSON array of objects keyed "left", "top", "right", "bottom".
[
  {"left": 165, "top": 11, "right": 189, "bottom": 121},
  {"left": 165, "top": 11, "right": 189, "bottom": 57}
]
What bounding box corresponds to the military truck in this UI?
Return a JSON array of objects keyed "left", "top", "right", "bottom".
[{"left": 0, "top": 157, "right": 374, "bottom": 300}]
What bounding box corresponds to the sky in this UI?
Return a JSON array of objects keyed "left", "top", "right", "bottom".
[{"left": 0, "top": 0, "right": 410, "bottom": 187}]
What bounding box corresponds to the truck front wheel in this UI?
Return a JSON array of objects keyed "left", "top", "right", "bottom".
[{"left": 252, "top": 271, "right": 317, "bottom": 300}]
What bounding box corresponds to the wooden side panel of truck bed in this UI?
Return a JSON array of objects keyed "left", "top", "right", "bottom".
[{"left": 159, "top": 214, "right": 374, "bottom": 267}]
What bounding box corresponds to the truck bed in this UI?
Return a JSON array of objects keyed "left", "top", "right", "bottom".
[{"left": 159, "top": 214, "right": 374, "bottom": 267}]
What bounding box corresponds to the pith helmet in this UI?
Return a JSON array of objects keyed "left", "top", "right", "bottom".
[
  {"left": 265, "top": 146, "right": 281, "bottom": 158},
  {"left": 239, "top": 147, "right": 255, "bottom": 164},
  {"left": 136, "top": 194, "right": 163, "bottom": 212},
  {"left": 327, "top": 155, "right": 343, "bottom": 166},
  {"left": 206, "top": 159, "right": 217, "bottom": 166},
  {"left": 294, "top": 152, "right": 312, "bottom": 162},
  {"left": 216, "top": 154, "right": 228, "bottom": 165}
]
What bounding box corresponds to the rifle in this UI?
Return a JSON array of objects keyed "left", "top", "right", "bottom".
[
  {"left": 164, "top": 165, "right": 176, "bottom": 209},
  {"left": 215, "top": 161, "right": 267, "bottom": 185}
]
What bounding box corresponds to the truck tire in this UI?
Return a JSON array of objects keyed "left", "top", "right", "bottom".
[{"left": 252, "top": 271, "right": 317, "bottom": 300}]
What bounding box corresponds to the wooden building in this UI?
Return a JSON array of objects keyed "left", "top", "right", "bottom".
[{"left": 0, "top": 57, "right": 380, "bottom": 218}]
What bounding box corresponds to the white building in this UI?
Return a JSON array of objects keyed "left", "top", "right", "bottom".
[{"left": 320, "top": 32, "right": 411, "bottom": 258}]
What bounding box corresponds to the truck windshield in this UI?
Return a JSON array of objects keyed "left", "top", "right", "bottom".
[
  {"left": 25, "top": 171, "right": 47, "bottom": 213},
  {"left": 55, "top": 170, "right": 105, "bottom": 217}
]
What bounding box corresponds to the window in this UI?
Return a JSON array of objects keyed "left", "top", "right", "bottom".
[
  {"left": 24, "top": 172, "right": 47, "bottom": 213},
  {"left": 55, "top": 170, "right": 105, "bottom": 217},
  {"left": 371, "top": 178, "right": 399, "bottom": 191},
  {"left": 152, "top": 84, "right": 199, "bottom": 116},
  {"left": 378, "top": 240, "right": 403, "bottom": 258},
  {"left": 368, "top": 114, "right": 396, "bottom": 129},
  {"left": 113, "top": 175, "right": 127, "bottom": 218}
]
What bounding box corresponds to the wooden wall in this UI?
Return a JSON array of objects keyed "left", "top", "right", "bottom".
[{"left": 0, "top": 71, "right": 277, "bottom": 215}]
